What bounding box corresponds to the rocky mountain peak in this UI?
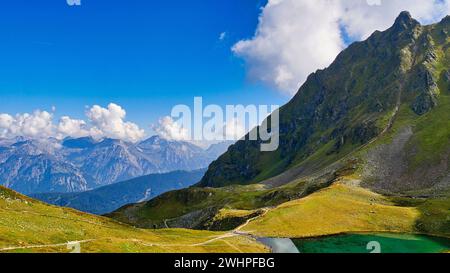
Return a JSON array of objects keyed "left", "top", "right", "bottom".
[
  {"left": 62, "top": 137, "right": 97, "bottom": 149},
  {"left": 98, "top": 138, "right": 127, "bottom": 147},
  {"left": 392, "top": 11, "right": 420, "bottom": 33},
  {"left": 441, "top": 15, "right": 450, "bottom": 24},
  {"left": 142, "top": 135, "right": 165, "bottom": 145}
]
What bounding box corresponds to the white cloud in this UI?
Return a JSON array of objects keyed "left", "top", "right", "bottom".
[
  {"left": 85, "top": 103, "right": 145, "bottom": 143},
  {"left": 223, "top": 117, "right": 247, "bottom": 140},
  {"left": 366, "top": 0, "right": 382, "bottom": 6},
  {"left": 233, "top": 0, "right": 449, "bottom": 95},
  {"left": 0, "top": 111, "right": 55, "bottom": 139},
  {"left": 0, "top": 103, "right": 146, "bottom": 143},
  {"left": 152, "top": 116, "right": 247, "bottom": 142},
  {"left": 233, "top": 0, "right": 343, "bottom": 94},
  {"left": 152, "top": 116, "right": 190, "bottom": 141},
  {"left": 57, "top": 116, "right": 89, "bottom": 139},
  {"left": 219, "top": 32, "right": 227, "bottom": 41},
  {"left": 0, "top": 114, "right": 14, "bottom": 130}
]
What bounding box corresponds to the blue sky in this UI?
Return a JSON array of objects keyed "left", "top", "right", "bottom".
[
  {"left": 0, "top": 0, "right": 285, "bottom": 133},
  {"left": 1, "top": 0, "right": 448, "bottom": 141}
]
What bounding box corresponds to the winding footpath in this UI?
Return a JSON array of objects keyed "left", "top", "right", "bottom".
[
  {"left": 0, "top": 239, "right": 96, "bottom": 252},
  {"left": 0, "top": 208, "right": 272, "bottom": 252}
]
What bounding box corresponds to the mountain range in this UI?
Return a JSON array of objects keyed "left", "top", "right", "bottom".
[
  {"left": 32, "top": 169, "right": 205, "bottom": 214},
  {"left": 0, "top": 135, "right": 231, "bottom": 195}
]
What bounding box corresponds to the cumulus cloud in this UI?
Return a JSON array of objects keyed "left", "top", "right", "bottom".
[
  {"left": 85, "top": 103, "right": 145, "bottom": 143},
  {"left": 152, "top": 116, "right": 190, "bottom": 141},
  {"left": 222, "top": 117, "right": 247, "bottom": 140},
  {"left": 57, "top": 116, "right": 89, "bottom": 139},
  {"left": 0, "top": 111, "right": 54, "bottom": 139},
  {"left": 0, "top": 103, "right": 145, "bottom": 143},
  {"left": 152, "top": 115, "right": 248, "bottom": 142},
  {"left": 233, "top": 0, "right": 343, "bottom": 94},
  {"left": 233, "top": 0, "right": 449, "bottom": 95}
]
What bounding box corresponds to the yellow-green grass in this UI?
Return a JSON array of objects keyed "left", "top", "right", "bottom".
[
  {"left": 0, "top": 186, "right": 268, "bottom": 253},
  {"left": 241, "top": 182, "right": 422, "bottom": 238},
  {"left": 213, "top": 209, "right": 258, "bottom": 220}
]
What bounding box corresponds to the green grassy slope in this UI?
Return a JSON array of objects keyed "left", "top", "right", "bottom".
[
  {"left": 108, "top": 169, "right": 340, "bottom": 230},
  {"left": 241, "top": 180, "right": 450, "bottom": 239},
  {"left": 0, "top": 186, "right": 267, "bottom": 253}
]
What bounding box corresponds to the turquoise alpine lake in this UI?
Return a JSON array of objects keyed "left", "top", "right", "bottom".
[{"left": 292, "top": 233, "right": 450, "bottom": 253}]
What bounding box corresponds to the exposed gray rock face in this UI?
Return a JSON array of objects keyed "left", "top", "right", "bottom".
[
  {"left": 410, "top": 65, "right": 439, "bottom": 115},
  {"left": 444, "top": 70, "right": 450, "bottom": 83},
  {"left": 412, "top": 93, "right": 438, "bottom": 115},
  {"left": 0, "top": 154, "right": 88, "bottom": 194},
  {"left": 362, "top": 127, "right": 413, "bottom": 192}
]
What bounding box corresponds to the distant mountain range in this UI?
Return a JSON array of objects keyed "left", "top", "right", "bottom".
[
  {"left": 0, "top": 135, "right": 232, "bottom": 195},
  {"left": 32, "top": 169, "right": 205, "bottom": 215}
]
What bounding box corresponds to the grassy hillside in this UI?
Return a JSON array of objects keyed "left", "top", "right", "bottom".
[
  {"left": 109, "top": 174, "right": 450, "bottom": 242},
  {"left": 241, "top": 180, "right": 450, "bottom": 239},
  {"left": 108, "top": 170, "right": 340, "bottom": 230},
  {"left": 0, "top": 186, "right": 267, "bottom": 253}
]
